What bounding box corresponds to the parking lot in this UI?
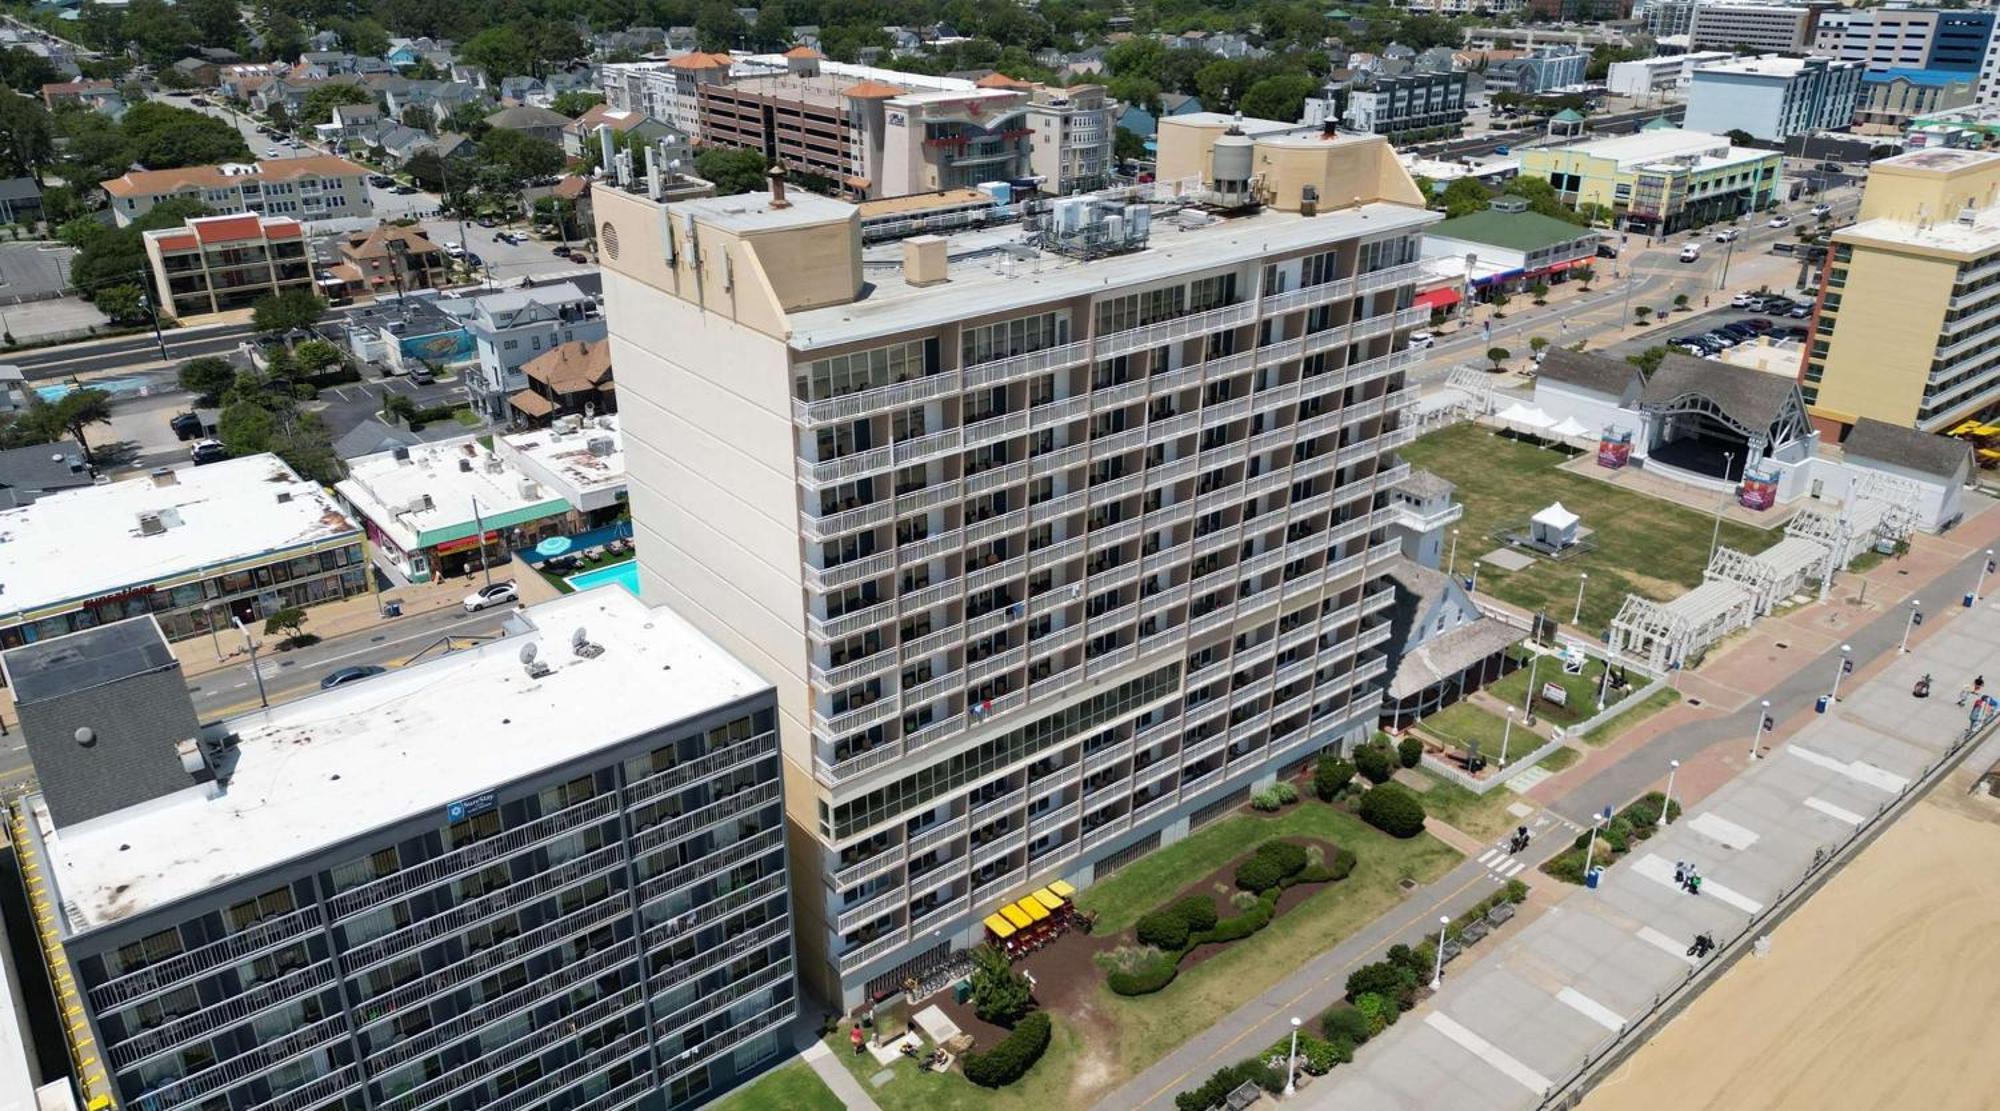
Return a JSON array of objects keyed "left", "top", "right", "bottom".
[{"left": 1601, "top": 297, "right": 1815, "bottom": 362}]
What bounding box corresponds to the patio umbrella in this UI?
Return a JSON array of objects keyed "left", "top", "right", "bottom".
[{"left": 535, "top": 536, "right": 573, "bottom": 558}]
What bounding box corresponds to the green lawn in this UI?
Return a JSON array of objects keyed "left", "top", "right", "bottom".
[
  {"left": 708, "top": 1059, "right": 844, "bottom": 1111},
  {"left": 1487, "top": 651, "right": 1607, "bottom": 727},
  {"left": 1415, "top": 701, "right": 1518, "bottom": 758},
  {"left": 1581, "top": 686, "right": 1683, "bottom": 746},
  {"left": 830, "top": 1014, "right": 1086, "bottom": 1111},
  {"left": 1404, "top": 424, "right": 1769, "bottom": 632},
  {"left": 1535, "top": 745, "right": 1581, "bottom": 773},
  {"left": 1404, "top": 767, "right": 1520, "bottom": 842}
]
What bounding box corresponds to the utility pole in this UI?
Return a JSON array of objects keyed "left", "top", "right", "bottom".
[
  {"left": 139, "top": 281, "right": 168, "bottom": 361},
  {"left": 231, "top": 616, "right": 268, "bottom": 709},
  {"left": 471, "top": 495, "right": 494, "bottom": 588}
]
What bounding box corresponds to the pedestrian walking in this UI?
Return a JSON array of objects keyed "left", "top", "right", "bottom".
[
  {"left": 1689, "top": 871, "right": 1703, "bottom": 896},
  {"left": 1674, "top": 860, "right": 1686, "bottom": 886}
]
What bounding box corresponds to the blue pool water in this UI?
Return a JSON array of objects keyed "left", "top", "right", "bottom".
[
  {"left": 35, "top": 375, "right": 160, "bottom": 402},
  {"left": 566, "top": 560, "right": 640, "bottom": 597}
]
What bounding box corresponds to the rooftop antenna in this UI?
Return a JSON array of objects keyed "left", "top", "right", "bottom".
[
  {"left": 572, "top": 626, "right": 604, "bottom": 658},
  {"left": 519, "top": 641, "right": 551, "bottom": 678}
]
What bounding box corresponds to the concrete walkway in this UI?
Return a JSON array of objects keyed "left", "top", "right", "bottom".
[
  {"left": 798, "top": 1035, "right": 883, "bottom": 1111},
  {"left": 1300, "top": 539, "right": 2000, "bottom": 1110}
]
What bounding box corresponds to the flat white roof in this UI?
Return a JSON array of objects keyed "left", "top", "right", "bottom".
[
  {"left": 0, "top": 456, "right": 356, "bottom": 619},
  {"left": 496, "top": 416, "right": 627, "bottom": 498},
  {"left": 1692, "top": 55, "right": 1834, "bottom": 78},
  {"left": 1538, "top": 127, "right": 1767, "bottom": 172},
  {"left": 35, "top": 588, "right": 770, "bottom": 932},
  {"left": 788, "top": 199, "right": 1440, "bottom": 350},
  {"left": 336, "top": 435, "right": 571, "bottom": 550}
]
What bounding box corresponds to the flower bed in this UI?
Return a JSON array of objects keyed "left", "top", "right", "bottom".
[{"left": 1541, "top": 791, "right": 1682, "bottom": 884}]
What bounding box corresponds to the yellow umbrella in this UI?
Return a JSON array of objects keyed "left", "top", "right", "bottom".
[
  {"left": 1048, "top": 879, "right": 1077, "bottom": 899},
  {"left": 1031, "top": 888, "right": 1066, "bottom": 913},
  {"left": 983, "top": 913, "right": 1016, "bottom": 940},
  {"left": 1001, "top": 904, "right": 1033, "bottom": 929},
  {"left": 1020, "top": 898, "right": 1050, "bottom": 922}
]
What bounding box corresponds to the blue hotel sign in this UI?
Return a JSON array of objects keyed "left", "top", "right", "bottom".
[{"left": 447, "top": 791, "right": 497, "bottom": 823}]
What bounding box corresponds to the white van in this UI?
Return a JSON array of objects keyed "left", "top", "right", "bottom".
[{"left": 1679, "top": 243, "right": 1703, "bottom": 263}]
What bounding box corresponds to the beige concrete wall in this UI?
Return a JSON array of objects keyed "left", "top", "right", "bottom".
[
  {"left": 1812, "top": 244, "right": 1955, "bottom": 427},
  {"left": 1254, "top": 137, "right": 1426, "bottom": 211},
  {"left": 1857, "top": 156, "right": 2000, "bottom": 224},
  {"left": 1155, "top": 116, "right": 1233, "bottom": 186}
]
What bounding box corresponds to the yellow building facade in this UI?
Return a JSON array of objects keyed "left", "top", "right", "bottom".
[{"left": 1807, "top": 147, "right": 2000, "bottom": 433}]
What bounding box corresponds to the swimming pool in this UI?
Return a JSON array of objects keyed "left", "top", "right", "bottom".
[{"left": 565, "top": 560, "right": 640, "bottom": 597}]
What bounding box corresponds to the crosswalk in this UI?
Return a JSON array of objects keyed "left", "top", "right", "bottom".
[
  {"left": 1476, "top": 845, "right": 1529, "bottom": 880},
  {"left": 1474, "top": 809, "right": 1578, "bottom": 881}
]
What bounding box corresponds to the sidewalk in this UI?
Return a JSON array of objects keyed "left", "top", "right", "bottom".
[{"left": 1302, "top": 539, "right": 2000, "bottom": 1111}]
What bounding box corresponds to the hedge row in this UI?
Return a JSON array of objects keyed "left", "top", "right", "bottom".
[
  {"left": 1173, "top": 1058, "right": 1283, "bottom": 1111},
  {"left": 1543, "top": 791, "right": 1683, "bottom": 884},
  {"left": 962, "top": 1011, "right": 1052, "bottom": 1088},
  {"left": 1108, "top": 841, "right": 1356, "bottom": 997}
]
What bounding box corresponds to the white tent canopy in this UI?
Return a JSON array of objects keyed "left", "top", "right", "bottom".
[
  {"left": 1533, "top": 502, "right": 1579, "bottom": 529},
  {"left": 1530, "top": 501, "right": 1580, "bottom": 549},
  {"left": 1549, "top": 416, "right": 1592, "bottom": 439},
  {"left": 1496, "top": 402, "right": 1556, "bottom": 430}
]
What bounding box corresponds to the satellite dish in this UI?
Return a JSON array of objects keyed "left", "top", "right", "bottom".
[
  {"left": 74, "top": 727, "right": 95, "bottom": 747},
  {"left": 518, "top": 642, "right": 539, "bottom": 666},
  {"left": 571, "top": 627, "right": 589, "bottom": 650}
]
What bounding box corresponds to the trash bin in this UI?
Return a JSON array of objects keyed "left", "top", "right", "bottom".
[
  {"left": 382, "top": 600, "right": 402, "bottom": 617},
  {"left": 954, "top": 979, "right": 971, "bottom": 1005},
  {"left": 1967, "top": 592, "right": 1978, "bottom": 609},
  {"left": 1815, "top": 694, "right": 1830, "bottom": 714},
  {"left": 1585, "top": 866, "right": 1602, "bottom": 889}
]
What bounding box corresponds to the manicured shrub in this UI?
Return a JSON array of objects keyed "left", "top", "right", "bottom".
[
  {"left": 1358, "top": 784, "right": 1427, "bottom": 838},
  {"left": 1251, "top": 786, "right": 1285, "bottom": 811},
  {"left": 1321, "top": 1004, "right": 1374, "bottom": 1046},
  {"left": 1230, "top": 890, "right": 1262, "bottom": 911},
  {"left": 1386, "top": 943, "right": 1425, "bottom": 977},
  {"left": 969, "top": 944, "right": 1034, "bottom": 1026},
  {"left": 1353, "top": 741, "right": 1396, "bottom": 785},
  {"left": 1234, "top": 855, "right": 1284, "bottom": 894},
  {"left": 1323, "top": 1035, "right": 1356, "bottom": 1066},
  {"left": 1256, "top": 839, "right": 1309, "bottom": 880},
  {"left": 1397, "top": 736, "right": 1423, "bottom": 768},
  {"left": 1327, "top": 847, "right": 1358, "bottom": 881},
  {"left": 1136, "top": 908, "right": 1191, "bottom": 951},
  {"left": 1314, "top": 755, "right": 1356, "bottom": 800},
  {"left": 962, "top": 1010, "right": 1052, "bottom": 1087},
  {"left": 1345, "top": 960, "right": 1416, "bottom": 1003},
  {"left": 1174, "top": 1059, "right": 1285, "bottom": 1111},
  {"left": 1105, "top": 950, "right": 1180, "bottom": 996},
  {"left": 1201, "top": 899, "right": 1273, "bottom": 944},
  {"left": 1271, "top": 781, "right": 1298, "bottom": 805},
  {"left": 1504, "top": 878, "right": 1529, "bottom": 903},
  {"left": 1353, "top": 992, "right": 1394, "bottom": 1036},
  {"left": 1173, "top": 895, "right": 1219, "bottom": 933}
]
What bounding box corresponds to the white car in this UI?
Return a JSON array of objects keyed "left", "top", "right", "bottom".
[
  {"left": 1731, "top": 293, "right": 1756, "bottom": 308},
  {"left": 463, "top": 581, "right": 519, "bottom": 612},
  {"left": 1811, "top": 203, "right": 1833, "bottom": 218},
  {"left": 1767, "top": 215, "right": 1792, "bottom": 228},
  {"left": 1714, "top": 228, "right": 1740, "bottom": 243},
  {"left": 1409, "top": 330, "right": 1436, "bottom": 350},
  {"left": 443, "top": 241, "right": 465, "bottom": 258},
  {"left": 264, "top": 147, "right": 281, "bottom": 158}
]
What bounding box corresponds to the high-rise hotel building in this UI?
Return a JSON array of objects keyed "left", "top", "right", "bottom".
[
  {"left": 596, "top": 113, "right": 1438, "bottom": 1006},
  {"left": 5, "top": 588, "right": 795, "bottom": 1111}
]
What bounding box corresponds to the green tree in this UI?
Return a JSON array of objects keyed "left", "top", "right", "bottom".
[
  {"left": 263, "top": 606, "right": 308, "bottom": 643},
  {"left": 1105, "top": 75, "right": 1160, "bottom": 116},
  {"left": 0, "top": 92, "right": 54, "bottom": 183},
  {"left": 1625, "top": 345, "right": 1670, "bottom": 378},
  {"left": 36, "top": 388, "right": 114, "bottom": 461},
  {"left": 401, "top": 104, "right": 435, "bottom": 132},
  {"left": 1573, "top": 264, "right": 1596, "bottom": 290},
  {"left": 1487, "top": 345, "right": 1511, "bottom": 370},
  {"left": 178, "top": 356, "right": 238, "bottom": 403},
  {"left": 121, "top": 101, "right": 251, "bottom": 168},
  {"left": 749, "top": 2, "right": 792, "bottom": 51},
  {"left": 404, "top": 148, "right": 448, "bottom": 190},
  {"left": 1724, "top": 128, "right": 1755, "bottom": 146},
  {"left": 1439, "top": 176, "right": 1490, "bottom": 218},
  {"left": 251, "top": 290, "right": 327, "bottom": 341},
  {"left": 1239, "top": 74, "right": 1319, "bottom": 124},
  {"left": 119, "top": 0, "right": 197, "bottom": 65},
  {"left": 56, "top": 107, "right": 134, "bottom": 187},
  {"left": 1115, "top": 128, "right": 1149, "bottom": 163},
  {"left": 1488, "top": 289, "right": 1511, "bottom": 314},
  {"left": 694, "top": 147, "right": 769, "bottom": 195},
  {"left": 1633, "top": 305, "right": 1652, "bottom": 324},
  {"left": 95, "top": 283, "right": 147, "bottom": 325},
  {"left": 0, "top": 46, "right": 60, "bottom": 95},
  {"left": 1353, "top": 739, "right": 1396, "bottom": 784},
  {"left": 299, "top": 83, "right": 373, "bottom": 127},
  {"left": 1529, "top": 335, "right": 1550, "bottom": 360},
  {"left": 294, "top": 338, "right": 343, "bottom": 373},
  {"left": 478, "top": 128, "right": 564, "bottom": 192},
  {"left": 1673, "top": 293, "right": 1690, "bottom": 313},
  {"left": 967, "top": 944, "right": 1034, "bottom": 1026},
  {"left": 550, "top": 90, "right": 605, "bottom": 118},
  {"left": 179, "top": 0, "right": 242, "bottom": 48},
  {"left": 460, "top": 25, "right": 536, "bottom": 82},
  {"left": 1314, "top": 755, "right": 1356, "bottom": 801},
  {"left": 1357, "top": 784, "right": 1426, "bottom": 838},
  {"left": 218, "top": 397, "right": 276, "bottom": 453}
]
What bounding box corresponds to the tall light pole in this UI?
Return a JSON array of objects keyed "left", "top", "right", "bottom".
[
  {"left": 1500, "top": 706, "right": 1516, "bottom": 768},
  {"left": 1583, "top": 813, "right": 1605, "bottom": 886},
  {"left": 1829, "top": 643, "right": 1853, "bottom": 702},
  {"left": 1284, "top": 1016, "right": 1302, "bottom": 1096},
  {"left": 1900, "top": 598, "right": 1922, "bottom": 653},
  {"left": 470, "top": 496, "right": 494, "bottom": 588},
  {"left": 1447, "top": 528, "right": 1461, "bottom": 577},
  {"left": 230, "top": 616, "right": 268, "bottom": 709},
  {"left": 1717, "top": 228, "right": 1738, "bottom": 290},
  {"left": 1469, "top": 560, "right": 1481, "bottom": 593},
  {"left": 1659, "top": 759, "right": 1679, "bottom": 828},
  {"left": 1977, "top": 549, "right": 1995, "bottom": 602},
  {"left": 1750, "top": 698, "right": 1771, "bottom": 760},
  {"left": 1708, "top": 451, "right": 1733, "bottom": 562},
  {"left": 1522, "top": 650, "right": 1542, "bottom": 725},
  {"left": 1572, "top": 572, "right": 1589, "bottom": 624},
  {"left": 1430, "top": 915, "right": 1450, "bottom": 990}
]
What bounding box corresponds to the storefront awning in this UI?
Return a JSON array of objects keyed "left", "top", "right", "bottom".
[
  {"left": 983, "top": 913, "right": 1016, "bottom": 939},
  {"left": 1414, "top": 287, "right": 1462, "bottom": 310}
]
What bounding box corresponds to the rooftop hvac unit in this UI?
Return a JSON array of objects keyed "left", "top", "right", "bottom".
[
  {"left": 484, "top": 455, "right": 504, "bottom": 473},
  {"left": 519, "top": 478, "right": 540, "bottom": 499},
  {"left": 137, "top": 512, "right": 165, "bottom": 536},
  {"left": 458, "top": 458, "right": 473, "bottom": 472},
  {"left": 392, "top": 446, "right": 411, "bottom": 462},
  {"left": 587, "top": 435, "right": 614, "bottom": 457}
]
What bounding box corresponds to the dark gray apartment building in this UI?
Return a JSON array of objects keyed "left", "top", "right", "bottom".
[{"left": 2, "top": 587, "right": 795, "bottom": 1111}]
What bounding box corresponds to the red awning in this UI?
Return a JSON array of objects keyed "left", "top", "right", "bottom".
[{"left": 1414, "top": 287, "right": 1462, "bottom": 310}]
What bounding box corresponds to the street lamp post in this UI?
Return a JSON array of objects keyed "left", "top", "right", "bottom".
[
  {"left": 1583, "top": 814, "right": 1605, "bottom": 886},
  {"left": 1447, "top": 528, "right": 1461, "bottom": 578},
  {"left": 1717, "top": 229, "right": 1737, "bottom": 290},
  {"left": 1500, "top": 706, "right": 1516, "bottom": 768},
  {"left": 470, "top": 496, "right": 494, "bottom": 589},
  {"left": 1659, "top": 759, "right": 1679, "bottom": 828},
  {"left": 1572, "top": 572, "right": 1589, "bottom": 624},
  {"left": 1829, "top": 643, "right": 1853, "bottom": 701},
  {"left": 1750, "top": 698, "right": 1771, "bottom": 760},
  {"left": 1901, "top": 599, "right": 1922, "bottom": 653},
  {"left": 1430, "top": 915, "right": 1450, "bottom": 990},
  {"left": 1708, "top": 452, "right": 1733, "bottom": 562},
  {"left": 1978, "top": 549, "right": 1995, "bottom": 601},
  {"left": 1470, "top": 560, "right": 1481, "bottom": 594},
  {"left": 1522, "top": 650, "right": 1542, "bottom": 725},
  {"left": 230, "top": 616, "right": 268, "bottom": 709},
  {"left": 1284, "top": 1017, "right": 1302, "bottom": 1096}
]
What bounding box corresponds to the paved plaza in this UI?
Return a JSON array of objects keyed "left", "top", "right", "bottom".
[{"left": 1303, "top": 565, "right": 2000, "bottom": 1110}]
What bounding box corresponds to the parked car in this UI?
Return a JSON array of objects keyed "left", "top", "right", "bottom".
[
  {"left": 1409, "top": 330, "right": 1436, "bottom": 350},
  {"left": 463, "top": 581, "right": 520, "bottom": 612},
  {"left": 410, "top": 365, "right": 435, "bottom": 384},
  {"left": 1702, "top": 331, "right": 1739, "bottom": 348},
  {"left": 476, "top": 216, "right": 497, "bottom": 228},
  {"left": 264, "top": 147, "right": 281, "bottom": 158},
  {"left": 1787, "top": 303, "right": 1813, "bottom": 318},
  {"left": 1730, "top": 293, "right": 1756, "bottom": 308},
  {"left": 1742, "top": 318, "right": 1773, "bottom": 333},
  {"left": 392, "top": 183, "right": 418, "bottom": 194},
  {"left": 1811, "top": 203, "right": 1833, "bottom": 218},
  {"left": 1816, "top": 161, "right": 1844, "bottom": 173},
  {"left": 1720, "top": 323, "right": 1759, "bottom": 340},
  {"left": 443, "top": 241, "right": 465, "bottom": 258},
  {"left": 1767, "top": 215, "right": 1792, "bottom": 228},
  {"left": 190, "top": 439, "right": 228, "bottom": 465},
  {"left": 550, "top": 244, "right": 571, "bottom": 256},
  {"left": 1714, "top": 228, "right": 1740, "bottom": 243},
  {"left": 1779, "top": 325, "right": 1810, "bottom": 340},
  {"left": 1596, "top": 242, "right": 1620, "bottom": 259},
  {"left": 320, "top": 665, "right": 387, "bottom": 689},
  {"left": 368, "top": 174, "right": 395, "bottom": 188},
  {"left": 568, "top": 251, "right": 587, "bottom": 264},
  {"left": 169, "top": 411, "right": 203, "bottom": 440},
  {"left": 189, "top": 96, "right": 209, "bottom": 106},
  {"left": 1742, "top": 297, "right": 1769, "bottom": 312}
]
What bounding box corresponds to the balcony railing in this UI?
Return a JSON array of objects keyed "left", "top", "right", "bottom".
[
  {"left": 90, "top": 904, "right": 325, "bottom": 1011},
  {"left": 836, "top": 927, "right": 909, "bottom": 974}
]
